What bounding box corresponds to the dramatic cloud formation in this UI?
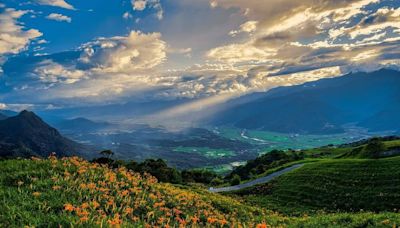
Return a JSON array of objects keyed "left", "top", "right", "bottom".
[
  {"left": 0, "top": 0, "right": 399, "bottom": 116},
  {"left": 205, "top": 0, "right": 400, "bottom": 81},
  {"left": 46, "top": 13, "right": 71, "bottom": 23},
  {"left": 0, "top": 8, "right": 42, "bottom": 55},
  {"left": 1, "top": 31, "right": 167, "bottom": 103}
]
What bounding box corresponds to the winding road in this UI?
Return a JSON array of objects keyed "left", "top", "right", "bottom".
[{"left": 209, "top": 164, "right": 304, "bottom": 193}]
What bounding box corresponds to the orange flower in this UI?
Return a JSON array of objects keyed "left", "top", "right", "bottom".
[
  {"left": 53, "top": 185, "right": 61, "bottom": 190},
  {"left": 92, "top": 201, "right": 100, "bottom": 209},
  {"left": 256, "top": 223, "right": 268, "bottom": 228},
  {"left": 64, "top": 203, "right": 74, "bottom": 212},
  {"left": 81, "top": 202, "right": 90, "bottom": 209},
  {"left": 80, "top": 216, "right": 89, "bottom": 222},
  {"left": 173, "top": 208, "right": 182, "bottom": 215},
  {"left": 76, "top": 210, "right": 89, "bottom": 217},
  {"left": 107, "top": 214, "right": 122, "bottom": 226},
  {"left": 154, "top": 202, "right": 165, "bottom": 208},
  {"left": 191, "top": 216, "right": 200, "bottom": 224},
  {"left": 124, "top": 207, "right": 133, "bottom": 215},
  {"left": 107, "top": 199, "right": 114, "bottom": 206},
  {"left": 207, "top": 217, "right": 217, "bottom": 224},
  {"left": 32, "top": 192, "right": 41, "bottom": 197},
  {"left": 131, "top": 216, "right": 140, "bottom": 222},
  {"left": 219, "top": 219, "right": 228, "bottom": 226},
  {"left": 121, "top": 190, "right": 129, "bottom": 196},
  {"left": 87, "top": 182, "right": 96, "bottom": 190}
]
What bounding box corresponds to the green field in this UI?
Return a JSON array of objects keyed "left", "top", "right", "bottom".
[
  {"left": 213, "top": 127, "right": 367, "bottom": 154},
  {"left": 173, "top": 146, "right": 236, "bottom": 158},
  {"left": 236, "top": 156, "right": 400, "bottom": 215}
]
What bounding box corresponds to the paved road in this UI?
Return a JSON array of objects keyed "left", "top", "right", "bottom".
[{"left": 209, "top": 164, "right": 304, "bottom": 193}]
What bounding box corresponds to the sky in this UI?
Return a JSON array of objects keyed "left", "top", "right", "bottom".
[{"left": 0, "top": 0, "right": 400, "bottom": 115}]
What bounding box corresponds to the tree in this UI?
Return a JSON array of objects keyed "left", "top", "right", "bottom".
[
  {"left": 365, "top": 139, "right": 385, "bottom": 158},
  {"left": 230, "top": 174, "right": 241, "bottom": 186},
  {"left": 99, "top": 149, "right": 114, "bottom": 159},
  {"left": 210, "top": 177, "right": 224, "bottom": 186}
]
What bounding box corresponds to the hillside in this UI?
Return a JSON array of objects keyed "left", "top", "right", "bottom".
[
  {"left": 1, "top": 156, "right": 400, "bottom": 227},
  {"left": 0, "top": 113, "right": 8, "bottom": 120},
  {"left": 209, "top": 69, "right": 400, "bottom": 134},
  {"left": 235, "top": 156, "right": 400, "bottom": 215},
  {"left": 0, "top": 111, "right": 86, "bottom": 158}
]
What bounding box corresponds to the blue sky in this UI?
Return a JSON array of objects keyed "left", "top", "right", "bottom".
[{"left": 0, "top": 0, "right": 400, "bottom": 115}]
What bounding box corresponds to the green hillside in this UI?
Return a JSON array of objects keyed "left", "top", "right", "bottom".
[
  {"left": 236, "top": 156, "right": 400, "bottom": 215},
  {"left": 1, "top": 156, "right": 400, "bottom": 227}
]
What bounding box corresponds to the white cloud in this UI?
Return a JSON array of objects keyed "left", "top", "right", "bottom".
[
  {"left": 207, "top": 41, "right": 274, "bottom": 64},
  {"left": 229, "top": 20, "right": 258, "bottom": 36},
  {"left": 34, "top": 60, "right": 85, "bottom": 84},
  {"left": 0, "top": 8, "right": 42, "bottom": 55},
  {"left": 131, "top": 0, "right": 163, "bottom": 20},
  {"left": 122, "top": 12, "right": 133, "bottom": 20},
  {"left": 79, "top": 31, "right": 166, "bottom": 73},
  {"left": 46, "top": 13, "right": 71, "bottom": 23},
  {"left": 12, "top": 31, "right": 169, "bottom": 101},
  {"left": 37, "top": 0, "right": 75, "bottom": 10},
  {"left": 132, "top": 0, "right": 146, "bottom": 10}
]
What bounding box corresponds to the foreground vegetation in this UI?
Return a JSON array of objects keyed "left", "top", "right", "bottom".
[
  {"left": 1, "top": 155, "right": 400, "bottom": 227},
  {"left": 0, "top": 156, "right": 271, "bottom": 227},
  {"left": 236, "top": 157, "right": 400, "bottom": 215},
  {"left": 2, "top": 137, "right": 400, "bottom": 227}
]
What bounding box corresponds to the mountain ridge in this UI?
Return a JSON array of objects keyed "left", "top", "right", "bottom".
[
  {"left": 209, "top": 69, "right": 400, "bottom": 134},
  {"left": 0, "top": 110, "right": 87, "bottom": 158}
]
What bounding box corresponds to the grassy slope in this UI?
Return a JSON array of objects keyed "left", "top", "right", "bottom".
[
  {"left": 2, "top": 158, "right": 400, "bottom": 227},
  {"left": 238, "top": 156, "right": 400, "bottom": 216},
  {"left": 0, "top": 157, "right": 271, "bottom": 227}
]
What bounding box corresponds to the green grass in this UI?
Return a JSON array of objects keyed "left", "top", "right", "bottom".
[
  {"left": 2, "top": 158, "right": 400, "bottom": 227},
  {"left": 383, "top": 140, "right": 400, "bottom": 148},
  {"left": 236, "top": 157, "right": 400, "bottom": 215}
]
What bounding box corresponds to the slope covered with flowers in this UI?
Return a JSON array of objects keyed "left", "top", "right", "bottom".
[
  {"left": 2, "top": 156, "right": 400, "bottom": 227},
  {"left": 1, "top": 155, "right": 272, "bottom": 227}
]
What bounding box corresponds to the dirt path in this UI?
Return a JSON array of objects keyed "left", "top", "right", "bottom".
[{"left": 209, "top": 164, "right": 304, "bottom": 193}]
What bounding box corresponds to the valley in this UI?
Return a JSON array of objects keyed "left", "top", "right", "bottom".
[{"left": 60, "top": 123, "right": 387, "bottom": 173}]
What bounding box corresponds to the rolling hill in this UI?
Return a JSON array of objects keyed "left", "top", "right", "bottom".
[{"left": 237, "top": 157, "right": 400, "bottom": 215}]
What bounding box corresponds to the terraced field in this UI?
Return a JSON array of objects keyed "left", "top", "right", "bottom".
[{"left": 238, "top": 157, "right": 400, "bottom": 215}]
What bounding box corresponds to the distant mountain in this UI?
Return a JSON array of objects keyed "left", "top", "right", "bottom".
[
  {"left": 54, "top": 117, "right": 114, "bottom": 133},
  {"left": 0, "top": 110, "right": 87, "bottom": 158},
  {"left": 359, "top": 99, "right": 400, "bottom": 133},
  {"left": 209, "top": 69, "right": 400, "bottom": 134},
  {"left": 0, "top": 109, "right": 18, "bottom": 117}
]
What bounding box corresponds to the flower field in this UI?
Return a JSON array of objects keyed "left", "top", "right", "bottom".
[{"left": 1, "top": 155, "right": 400, "bottom": 227}]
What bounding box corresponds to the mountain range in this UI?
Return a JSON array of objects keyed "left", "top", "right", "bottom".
[
  {"left": 0, "top": 110, "right": 87, "bottom": 158},
  {"left": 209, "top": 69, "right": 400, "bottom": 134},
  {"left": 53, "top": 117, "right": 115, "bottom": 134}
]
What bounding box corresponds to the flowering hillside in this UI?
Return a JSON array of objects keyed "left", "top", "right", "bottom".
[
  {"left": 1, "top": 156, "right": 400, "bottom": 227},
  {"left": 1, "top": 155, "right": 272, "bottom": 227}
]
